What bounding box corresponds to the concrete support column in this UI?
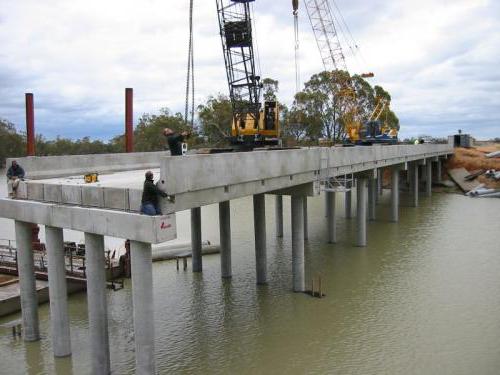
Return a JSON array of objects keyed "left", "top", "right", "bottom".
[
  {"left": 376, "top": 169, "right": 383, "bottom": 201},
  {"left": 325, "top": 190, "right": 331, "bottom": 218},
  {"left": 15, "top": 220, "right": 40, "bottom": 342},
  {"left": 391, "top": 169, "right": 400, "bottom": 222},
  {"left": 368, "top": 177, "right": 377, "bottom": 221},
  {"left": 219, "top": 201, "right": 232, "bottom": 278},
  {"left": 291, "top": 195, "right": 305, "bottom": 292},
  {"left": 191, "top": 207, "right": 202, "bottom": 272},
  {"left": 327, "top": 191, "right": 337, "bottom": 243},
  {"left": 84, "top": 233, "right": 110, "bottom": 375},
  {"left": 303, "top": 197, "right": 308, "bottom": 240},
  {"left": 130, "top": 241, "right": 156, "bottom": 375},
  {"left": 426, "top": 161, "right": 432, "bottom": 197},
  {"left": 356, "top": 178, "right": 368, "bottom": 247},
  {"left": 413, "top": 163, "right": 419, "bottom": 207},
  {"left": 275, "top": 195, "right": 283, "bottom": 237},
  {"left": 435, "top": 160, "right": 442, "bottom": 183},
  {"left": 253, "top": 194, "right": 267, "bottom": 284},
  {"left": 45, "top": 226, "right": 71, "bottom": 357},
  {"left": 345, "top": 180, "right": 352, "bottom": 219}
]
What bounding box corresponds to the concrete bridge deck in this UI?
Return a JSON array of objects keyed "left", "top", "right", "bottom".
[{"left": 0, "top": 143, "right": 454, "bottom": 374}]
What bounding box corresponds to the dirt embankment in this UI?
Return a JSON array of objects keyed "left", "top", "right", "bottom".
[{"left": 445, "top": 144, "right": 500, "bottom": 189}]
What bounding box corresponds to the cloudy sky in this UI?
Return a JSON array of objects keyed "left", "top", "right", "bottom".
[{"left": 0, "top": 0, "right": 499, "bottom": 140}]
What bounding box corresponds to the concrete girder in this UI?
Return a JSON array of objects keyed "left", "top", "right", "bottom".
[{"left": 0, "top": 199, "right": 176, "bottom": 244}]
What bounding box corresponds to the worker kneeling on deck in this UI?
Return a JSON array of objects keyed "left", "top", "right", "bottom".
[
  {"left": 141, "top": 171, "right": 168, "bottom": 216},
  {"left": 6, "top": 160, "right": 25, "bottom": 198}
]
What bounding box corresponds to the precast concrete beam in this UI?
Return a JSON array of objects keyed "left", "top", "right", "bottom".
[
  {"left": 0, "top": 199, "right": 176, "bottom": 244},
  {"left": 15, "top": 220, "right": 40, "bottom": 342},
  {"left": 291, "top": 196, "right": 305, "bottom": 292},
  {"left": 46, "top": 226, "right": 71, "bottom": 357},
  {"left": 219, "top": 201, "right": 232, "bottom": 278},
  {"left": 356, "top": 178, "right": 368, "bottom": 247},
  {"left": 8, "top": 151, "right": 168, "bottom": 180},
  {"left": 191, "top": 207, "right": 202, "bottom": 273},
  {"left": 275, "top": 195, "right": 283, "bottom": 237},
  {"left": 253, "top": 194, "right": 267, "bottom": 284},
  {"left": 130, "top": 241, "right": 156, "bottom": 375},
  {"left": 84, "top": 233, "right": 110, "bottom": 375},
  {"left": 327, "top": 191, "right": 337, "bottom": 243}
]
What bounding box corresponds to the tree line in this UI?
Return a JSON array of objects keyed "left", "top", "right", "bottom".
[{"left": 1, "top": 70, "right": 402, "bottom": 167}]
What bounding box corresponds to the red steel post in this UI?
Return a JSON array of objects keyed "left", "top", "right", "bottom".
[
  {"left": 125, "top": 88, "right": 134, "bottom": 152},
  {"left": 25, "top": 93, "right": 35, "bottom": 156}
]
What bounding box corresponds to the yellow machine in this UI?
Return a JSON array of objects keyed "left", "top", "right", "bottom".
[
  {"left": 345, "top": 97, "right": 398, "bottom": 144},
  {"left": 84, "top": 173, "right": 99, "bottom": 183},
  {"left": 230, "top": 101, "right": 280, "bottom": 146}
]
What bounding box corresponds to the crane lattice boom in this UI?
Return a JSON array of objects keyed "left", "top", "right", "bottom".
[{"left": 304, "top": 0, "right": 347, "bottom": 72}]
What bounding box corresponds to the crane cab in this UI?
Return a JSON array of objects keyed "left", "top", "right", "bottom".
[{"left": 230, "top": 101, "right": 280, "bottom": 147}]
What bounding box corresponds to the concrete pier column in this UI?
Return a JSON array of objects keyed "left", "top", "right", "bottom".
[
  {"left": 435, "top": 159, "right": 442, "bottom": 183},
  {"left": 376, "top": 169, "right": 383, "bottom": 201},
  {"left": 345, "top": 180, "right": 352, "bottom": 218},
  {"left": 191, "top": 207, "right": 202, "bottom": 272},
  {"left": 391, "top": 168, "right": 400, "bottom": 222},
  {"left": 275, "top": 195, "right": 283, "bottom": 237},
  {"left": 219, "top": 201, "right": 232, "bottom": 278},
  {"left": 15, "top": 221, "right": 40, "bottom": 342},
  {"left": 413, "top": 163, "right": 419, "bottom": 207},
  {"left": 356, "top": 178, "right": 368, "bottom": 247},
  {"left": 130, "top": 241, "right": 156, "bottom": 375},
  {"left": 368, "top": 177, "right": 377, "bottom": 221},
  {"left": 291, "top": 195, "right": 305, "bottom": 292},
  {"left": 253, "top": 194, "right": 267, "bottom": 284},
  {"left": 84, "top": 233, "right": 110, "bottom": 375},
  {"left": 303, "top": 197, "right": 308, "bottom": 240},
  {"left": 325, "top": 190, "right": 331, "bottom": 218},
  {"left": 327, "top": 191, "right": 337, "bottom": 243},
  {"left": 426, "top": 161, "right": 432, "bottom": 197},
  {"left": 45, "top": 226, "right": 71, "bottom": 357}
]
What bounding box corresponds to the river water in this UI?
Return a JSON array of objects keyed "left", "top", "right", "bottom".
[{"left": 0, "top": 171, "right": 499, "bottom": 374}]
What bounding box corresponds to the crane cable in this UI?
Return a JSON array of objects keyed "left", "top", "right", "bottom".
[
  {"left": 293, "top": 1, "right": 301, "bottom": 94},
  {"left": 184, "top": 0, "right": 195, "bottom": 128}
]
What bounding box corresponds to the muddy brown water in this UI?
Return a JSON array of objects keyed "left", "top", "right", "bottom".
[{"left": 0, "top": 171, "right": 499, "bottom": 374}]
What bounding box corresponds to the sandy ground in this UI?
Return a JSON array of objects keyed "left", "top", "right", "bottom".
[{"left": 445, "top": 144, "right": 500, "bottom": 189}]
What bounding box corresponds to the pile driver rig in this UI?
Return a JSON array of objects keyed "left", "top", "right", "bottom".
[{"left": 216, "top": 0, "right": 280, "bottom": 148}]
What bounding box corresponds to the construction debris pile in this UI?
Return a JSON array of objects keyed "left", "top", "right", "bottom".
[{"left": 446, "top": 144, "right": 500, "bottom": 198}]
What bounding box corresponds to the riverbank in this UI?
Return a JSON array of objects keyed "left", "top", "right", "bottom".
[{"left": 445, "top": 144, "right": 500, "bottom": 189}]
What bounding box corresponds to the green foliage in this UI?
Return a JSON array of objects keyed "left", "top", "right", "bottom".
[
  {"left": 197, "top": 94, "right": 232, "bottom": 145},
  {"left": 262, "top": 78, "right": 279, "bottom": 102},
  {"left": 0, "top": 118, "right": 24, "bottom": 167},
  {"left": 290, "top": 70, "right": 400, "bottom": 143},
  {"left": 133, "top": 108, "right": 189, "bottom": 152}
]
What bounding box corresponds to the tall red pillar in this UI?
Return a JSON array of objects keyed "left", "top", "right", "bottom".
[
  {"left": 125, "top": 88, "right": 133, "bottom": 152},
  {"left": 25, "top": 93, "right": 35, "bottom": 156}
]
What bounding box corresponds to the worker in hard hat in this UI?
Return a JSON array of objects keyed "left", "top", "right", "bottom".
[
  {"left": 140, "top": 171, "right": 168, "bottom": 215},
  {"left": 163, "top": 128, "right": 191, "bottom": 156}
]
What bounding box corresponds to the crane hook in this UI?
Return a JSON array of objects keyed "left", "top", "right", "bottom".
[{"left": 292, "top": 0, "right": 299, "bottom": 15}]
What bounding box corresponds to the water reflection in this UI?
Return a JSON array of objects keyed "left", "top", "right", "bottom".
[{"left": 1, "top": 182, "right": 499, "bottom": 374}]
